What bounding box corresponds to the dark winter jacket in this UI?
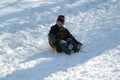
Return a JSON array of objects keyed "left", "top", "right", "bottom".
[{"left": 48, "top": 24, "right": 78, "bottom": 47}]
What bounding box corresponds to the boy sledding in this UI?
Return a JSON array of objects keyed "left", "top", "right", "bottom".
[{"left": 48, "top": 15, "right": 83, "bottom": 55}]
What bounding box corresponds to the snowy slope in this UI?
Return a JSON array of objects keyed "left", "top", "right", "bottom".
[{"left": 0, "top": 0, "right": 120, "bottom": 80}]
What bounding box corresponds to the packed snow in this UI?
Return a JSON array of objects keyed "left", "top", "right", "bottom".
[{"left": 0, "top": 0, "right": 120, "bottom": 80}]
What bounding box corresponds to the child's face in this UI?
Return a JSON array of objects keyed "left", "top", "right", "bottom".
[{"left": 56, "top": 21, "right": 63, "bottom": 27}]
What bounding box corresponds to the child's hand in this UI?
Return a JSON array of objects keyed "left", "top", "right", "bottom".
[{"left": 61, "top": 40, "right": 67, "bottom": 43}]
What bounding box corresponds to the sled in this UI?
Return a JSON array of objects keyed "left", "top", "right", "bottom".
[
  {"left": 52, "top": 47, "right": 57, "bottom": 52},
  {"left": 48, "top": 35, "right": 57, "bottom": 53}
]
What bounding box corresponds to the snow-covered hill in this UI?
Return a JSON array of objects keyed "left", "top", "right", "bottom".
[{"left": 0, "top": 0, "right": 120, "bottom": 80}]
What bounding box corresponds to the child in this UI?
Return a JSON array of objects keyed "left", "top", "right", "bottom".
[{"left": 48, "top": 15, "right": 82, "bottom": 55}]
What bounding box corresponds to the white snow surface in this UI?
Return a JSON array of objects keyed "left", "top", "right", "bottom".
[{"left": 0, "top": 0, "right": 120, "bottom": 80}]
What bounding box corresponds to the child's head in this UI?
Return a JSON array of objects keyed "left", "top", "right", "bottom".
[{"left": 56, "top": 15, "right": 65, "bottom": 27}]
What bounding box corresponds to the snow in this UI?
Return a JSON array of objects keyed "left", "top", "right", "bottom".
[{"left": 0, "top": 0, "right": 120, "bottom": 80}]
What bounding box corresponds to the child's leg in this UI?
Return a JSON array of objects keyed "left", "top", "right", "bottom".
[
  {"left": 67, "top": 38, "right": 82, "bottom": 52},
  {"left": 59, "top": 41, "right": 71, "bottom": 55},
  {"left": 73, "top": 42, "right": 83, "bottom": 52},
  {"left": 53, "top": 41, "right": 62, "bottom": 53}
]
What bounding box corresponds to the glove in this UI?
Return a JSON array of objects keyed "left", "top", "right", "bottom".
[{"left": 61, "top": 40, "right": 67, "bottom": 43}]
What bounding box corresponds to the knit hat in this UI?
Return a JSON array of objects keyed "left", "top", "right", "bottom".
[{"left": 57, "top": 15, "right": 65, "bottom": 24}]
